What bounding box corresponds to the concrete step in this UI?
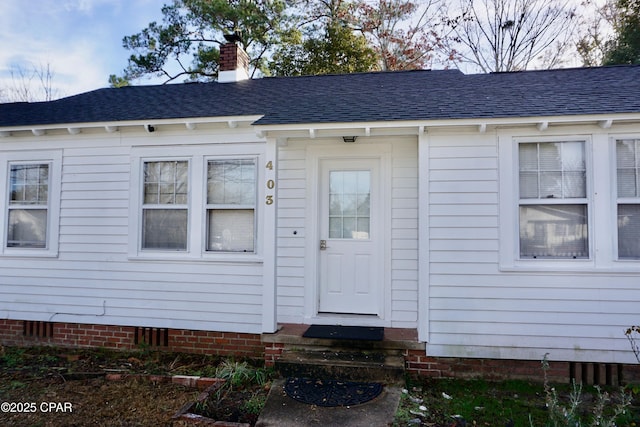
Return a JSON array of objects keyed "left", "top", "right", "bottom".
[{"left": 276, "top": 349, "right": 405, "bottom": 383}]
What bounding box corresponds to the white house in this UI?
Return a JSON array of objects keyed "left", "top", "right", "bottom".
[{"left": 1, "top": 42, "right": 639, "bottom": 381}]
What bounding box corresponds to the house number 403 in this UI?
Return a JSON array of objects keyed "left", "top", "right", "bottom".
[{"left": 265, "top": 161, "right": 275, "bottom": 205}]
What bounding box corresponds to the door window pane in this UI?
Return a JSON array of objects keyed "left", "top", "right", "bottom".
[{"left": 328, "top": 170, "right": 370, "bottom": 239}]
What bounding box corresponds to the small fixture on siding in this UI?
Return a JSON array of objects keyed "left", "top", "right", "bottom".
[
  {"left": 342, "top": 136, "right": 357, "bottom": 143},
  {"left": 144, "top": 124, "right": 155, "bottom": 133},
  {"left": 599, "top": 119, "right": 613, "bottom": 129}
]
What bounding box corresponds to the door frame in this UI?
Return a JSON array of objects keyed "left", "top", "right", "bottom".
[{"left": 304, "top": 141, "right": 392, "bottom": 326}]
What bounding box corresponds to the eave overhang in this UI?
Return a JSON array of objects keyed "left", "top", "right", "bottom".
[
  {"left": 0, "top": 115, "right": 264, "bottom": 137},
  {"left": 254, "top": 113, "right": 640, "bottom": 140},
  {"left": 2, "top": 113, "right": 640, "bottom": 139}
]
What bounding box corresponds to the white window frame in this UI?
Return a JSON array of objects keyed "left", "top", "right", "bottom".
[
  {"left": 204, "top": 156, "right": 258, "bottom": 254},
  {"left": 499, "top": 134, "right": 595, "bottom": 271},
  {"left": 612, "top": 135, "right": 640, "bottom": 261},
  {"left": 129, "top": 147, "right": 263, "bottom": 262},
  {"left": 0, "top": 151, "right": 62, "bottom": 258},
  {"left": 141, "top": 159, "right": 191, "bottom": 252}
]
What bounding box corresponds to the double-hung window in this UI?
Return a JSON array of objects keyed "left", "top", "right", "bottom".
[
  {"left": 518, "top": 141, "right": 588, "bottom": 259},
  {"left": 206, "top": 159, "right": 256, "bottom": 252},
  {"left": 141, "top": 160, "right": 189, "bottom": 251},
  {"left": 616, "top": 139, "right": 640, "bottom": 259},
  {"left": 7, "top": 163, "right": 50, "bottom": 248}
]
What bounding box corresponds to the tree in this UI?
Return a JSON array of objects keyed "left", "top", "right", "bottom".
[
  {"left": 0, "top": 62, "right": 61, "bottom": 102},
  {"left": 115, "top": 0, "right": 294, "bottom": 84},
  {"left": 353, "top": 0, "right": 450, "bottom": 71},
  {"left": 576, "top": 0, "right": 616, "bottom": 66},
  {"left": 603, "top": 0, "right": 640, "bottom": 64},
  {"left": 445, "top": 0, "right": 578, "bottom": 72},
  {"left": 268, "top": 0, "right": 378, "bottom": 75}
]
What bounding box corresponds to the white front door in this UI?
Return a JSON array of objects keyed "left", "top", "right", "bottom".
[{"left": 318, "top": 159, "right": 382, "bottom": 315}]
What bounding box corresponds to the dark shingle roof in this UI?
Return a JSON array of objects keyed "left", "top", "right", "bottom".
[{"left": 2, "top": 65, "right": 640, "bottom": 128}]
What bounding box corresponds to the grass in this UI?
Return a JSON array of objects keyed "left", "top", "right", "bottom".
[{"left": 394, "top": 377, "right": 639, "bottom": 426}]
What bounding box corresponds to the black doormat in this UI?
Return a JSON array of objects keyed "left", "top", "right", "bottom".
[
  {"left": 284, "top": 377, "right": 383, "bottom": 407},
  {"left": 302, "top": 325, "right": 384, "bottom": 341}
]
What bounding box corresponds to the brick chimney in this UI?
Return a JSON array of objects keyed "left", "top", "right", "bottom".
[{"left": 218, "top": 34, "right": 250, "bottom": 83}]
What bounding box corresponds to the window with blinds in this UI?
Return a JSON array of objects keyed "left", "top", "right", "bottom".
[
  {"left": 7, "top": 163, "right": 50, "bottom": 248},
  {"left": 141, "top": 160, "right": 189, "bottom": 251},
  {"left": 616, "top": 139, "right": 640, "bottom": 259},
  {"left": 206, "top": 159, "right": 256, "bottom": 252},
  {"left": 518, "top": 141, "right": 588, "bottom": 258}
]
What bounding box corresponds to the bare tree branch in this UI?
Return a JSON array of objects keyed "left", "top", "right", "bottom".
[
  {"left": 447, "top": 0, "right": 578, "bottom": 72},
  {"left": 1, "top": 62, "right": 62, "bottom": 102}
]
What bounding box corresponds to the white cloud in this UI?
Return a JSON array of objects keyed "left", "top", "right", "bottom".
[{"left": 0, "top": 0, "right": 165, "bottom": 99}]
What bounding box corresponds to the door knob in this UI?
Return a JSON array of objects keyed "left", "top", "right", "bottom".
[{"left": 320, "top": 240, "right": 327, "bottom": 250}]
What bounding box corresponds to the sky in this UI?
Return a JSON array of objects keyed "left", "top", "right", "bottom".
[
  {"left": 0, "top": 0, "right": 605, "bottom": 101},
  {"left": 0, "top": 0, "right": 166, "bottom": 99}
]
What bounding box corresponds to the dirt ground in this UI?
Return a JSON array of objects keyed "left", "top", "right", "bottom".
[{"left": 0, "top": 346, "right": 244, "bottom": 426}]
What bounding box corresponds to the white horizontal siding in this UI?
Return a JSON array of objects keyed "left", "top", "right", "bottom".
[
  {"left": 276, "top": 146, "right": 307, "bottom": 320},
  {"left": 275, "top": 137, "right": 419, "bottom": 327},
  {"left": 426, "top": 130, "right": 640, "bottom": 364},
  {"left": 390, "top": 139, "right": 419, "bottom": 327},
  {"left": 0, "top": 128, "right": 267, "bottom": 334}
]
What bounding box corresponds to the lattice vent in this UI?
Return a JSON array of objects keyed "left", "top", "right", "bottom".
[
  {"left": 570, "top": 362, "right": 622, "bottom": 386},
  {"left": 134, "top": 327, "right": 169, "bottom": 347},
  {"left": 23, "top": 321, "right": 54, "bottom": 338}
]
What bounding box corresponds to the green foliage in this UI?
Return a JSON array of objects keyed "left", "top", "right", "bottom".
[
  {"left": 394, "top": 358, "right": 637, "bottom": 426},
  {"left": 603, "top": 0, "right": 640, "bottom": 64},
  {"left": 117, "top": 0, "right": 445, "bottom": 81},
  {"left": 108, "top": 74, "right": 130, "bottom": 88},
  {"left": 271, "top": 21, "right": 377, "bottom": 76},
  {"left": 215, "top": 359, "right": 256, "bottom": 387},
  {"left": 539, "top": 354, "right": 633, "bottom": 427},
  {"left": 241, "top": 392, "right": 267, "bottom": 414},
  {"left": 117, "top": 0, "right": 294, "bottom": 83},
  {"left": 0, "top": 347, "right": 26, "bottom": 368}
]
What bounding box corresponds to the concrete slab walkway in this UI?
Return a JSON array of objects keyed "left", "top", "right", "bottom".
[{"left": 256, "top": 379, "right": 402, "bottom": 427}]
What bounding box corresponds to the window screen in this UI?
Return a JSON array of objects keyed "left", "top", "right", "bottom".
[
  {"left": 141, "top": 161, "right": 188, "bottom": 251},
  {"left": 206, "top": 159, "right": 256, "bottom": 252},
  {"left": 616, "top": 139, "right": 640, "bottom": 258},
  {"left": 518, "top": 142, "right": 588, "bottom": 258},
  {"left": 7, "top": 164, "right": 49, "bottom": 248}
]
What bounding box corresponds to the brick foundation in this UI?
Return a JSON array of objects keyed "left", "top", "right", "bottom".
[
  {"left": 404, "top": 349, "right": 569, "bottom": 383},
  {"left": 2, "top": 319, "right": 638, "bottom": 384},
  {"left": 0, "top": 319, "right": 263, "bottom": 359}
]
